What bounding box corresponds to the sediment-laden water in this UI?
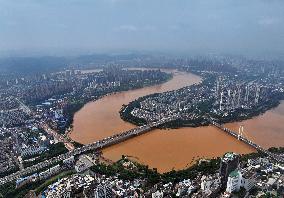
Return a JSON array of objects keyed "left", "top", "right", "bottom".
[{"left": 70, "top": 69, "right": 284, "bottom": 172}]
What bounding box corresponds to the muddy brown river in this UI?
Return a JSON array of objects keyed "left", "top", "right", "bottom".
[{"left": 70, "top": 69, "right": 284, "bottom": 172}]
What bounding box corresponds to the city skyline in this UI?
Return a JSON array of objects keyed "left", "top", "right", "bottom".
[{"left": 0, "top": 1, "right": 283, "bottom": 197}]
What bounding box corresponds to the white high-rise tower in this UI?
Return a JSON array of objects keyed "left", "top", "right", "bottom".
[
  {"left": 220, "top": 91, "right": 224, "bottom": 111},
  {"left": 255, "top": 85, "right": 260, "bottom": 104}
]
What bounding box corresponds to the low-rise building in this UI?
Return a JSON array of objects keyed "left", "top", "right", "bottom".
[
  {"left": 152, "top": 190, "right": 163, "bottom": 198},
  {"left": 201, "top": 173, "right": 221, "bottom": 196},
  {"left": 16, "top": 173, "right": 38, "bottom": 188},
  {"left": 241, "top": 170, "right": 256, "bottom": 191},
  {"left": 75, "top": 155, "right": 94, "bottom": 172},
  {"left": 63, "top": 156, "right": 75, "bottom": 165},
  {"left": 93, "top": 183, "right": 114, "bottom": 198},
  {"left": 21, "top": 145, "right": 46, "bottom": 157},
  {"left": 39, "top": 164, "right": 61, "bottom": 180}
]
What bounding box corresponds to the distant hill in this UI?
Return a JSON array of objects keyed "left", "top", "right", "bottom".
[
  {"left": 0, "top": 53, "right": 150, "bottom": 75},
  {"left": 0, "top": 56, "right": 67, "bottom": 75}
]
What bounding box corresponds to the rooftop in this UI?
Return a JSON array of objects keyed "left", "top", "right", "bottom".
[
  {"left": 222, "top": 152, "right": 238, "bottom": 162},
  {"left": 229, "top": 170, "right": 240, "bottom": 178}
]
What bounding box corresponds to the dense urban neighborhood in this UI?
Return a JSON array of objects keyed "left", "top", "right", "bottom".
[
  {"left": 0, "top": 61, "right": 172, "bottom": 179},
  {"left": 1, "top": 0, "right": 284, "bottom": 196},
  {"left": 1, "top": 148, "right": 283, "bottom": 197},
  {"left": 120, "top": 57, "right": 284, "bottom": 129},
  {"left": 0, "top": 54, "right": 283, "bottom": 197}
]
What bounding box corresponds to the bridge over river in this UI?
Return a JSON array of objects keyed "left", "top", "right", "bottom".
[
  {"left": 210, "top": 120, "right": 284, "bottom": 163},
  {"left": 0, "top": 116, "right": 175, "bottom": 186},
  {"left": 0, "top": 115, "right": 283, "bottom": 186}
]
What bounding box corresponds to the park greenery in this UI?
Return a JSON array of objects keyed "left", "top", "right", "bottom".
[{"left": 90, "top": 155, "right": 221, "bottom": 185}]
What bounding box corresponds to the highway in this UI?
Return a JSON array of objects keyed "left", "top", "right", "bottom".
[
  {"left": 16, "top": 98, "right": 75, "bottom": 151},
  {"left": 40, "top": 123, "right": 74, "bottom": 151}
]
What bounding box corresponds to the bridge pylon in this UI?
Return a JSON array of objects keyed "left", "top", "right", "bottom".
[{"left": 238, "top": 125, "right": 244, "bottom": 140}]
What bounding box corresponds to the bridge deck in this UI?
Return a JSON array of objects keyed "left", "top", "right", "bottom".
[
  {"left": 0, "top": 117, "right": 175, "bottom": 186},
  {"left": 210, "top": 120, "right": 284, "bottom": 164},
  {"left": 1, "top": 116, "right": 282, "bottom": 186}
]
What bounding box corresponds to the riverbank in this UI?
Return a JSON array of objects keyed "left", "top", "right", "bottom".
[
  {"left": 69, "top": 70, "right": 201, "bottom": 144},
  {"left": 119, "top": 71, "right": 284, "bottom": 129},
  {"left": 119, "top": 92, "right": 284, "bottom": 129},
  {"left": 63, "top": 69, "right": 172, "bottom": 135},
  {"left": 2, "top": 147, "right": 283, "bottom": 198},
  {"left": 70, "top": 68, "right": 284, "bottom": 172}
]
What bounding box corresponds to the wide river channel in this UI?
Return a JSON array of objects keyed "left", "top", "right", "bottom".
[{"left": 70, "top": 69, "right": 284, "bottom": 173}]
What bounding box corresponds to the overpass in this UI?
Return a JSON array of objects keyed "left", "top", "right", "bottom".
[
  {"left": 210, "top": 120, "right": 284, "bottom": 163},
  {"left": 0, "top": 116, "right": 176, "bottom": 186}
]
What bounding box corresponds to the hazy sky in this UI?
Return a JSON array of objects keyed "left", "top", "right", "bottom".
[{"left": 0, "top": 0, "right": 283, "bottom": 56}]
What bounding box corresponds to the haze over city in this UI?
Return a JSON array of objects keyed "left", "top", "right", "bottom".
[
  {"left": 0, "top": 1, "right": 283, "bottom": 198},
  {"left": 0, "top": 0, "right": 284, "bottom": 57}
]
